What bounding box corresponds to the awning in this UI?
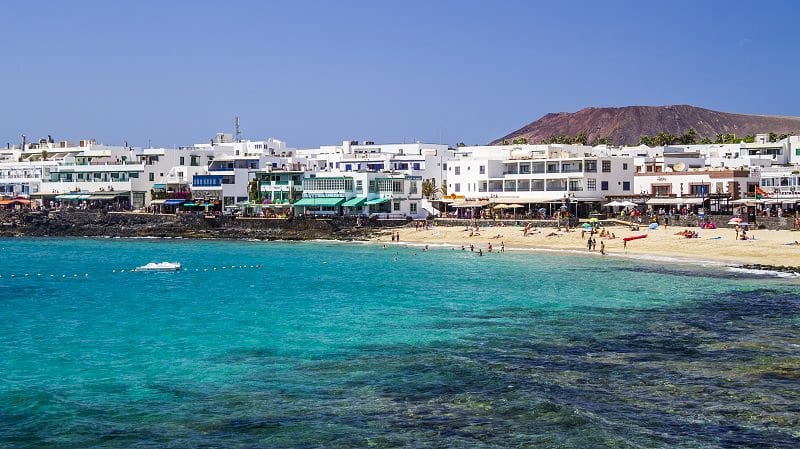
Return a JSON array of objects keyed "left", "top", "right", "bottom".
[
  {"left": 150, "top": 199, "right": 166, "bottom": 205},
  {"left": 451, "top": 200, "right": 491, "bottom": 208},
  {"left": 293, "top": 197, "right": 345, "bottom": 207},
  {"left": 88, "top": 194, "right": 120, "bottom": 200},
  {"left": 164, "top": 199, "right": 186, "bottom": 206},
  {"left": 342, "top": 197, "right": 367, "bottom": 207},
  {"left": 55, "top": 194, "right": 91, "bottom": 200},
  {"left": 152, "top": 184, "right": 166, "bottom": 189},
  {"left": 365, "top": 197, "right": 391, "bottom": 205},
  {"left": 646, "top": 197, "right": 705, "bottom": 205},
  {"left": 0, "top": 199, "right": 30, "bottom": 205}
]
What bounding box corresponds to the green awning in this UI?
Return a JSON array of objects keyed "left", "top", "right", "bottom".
[
  {"left": 341, "top": 197, "right": 367, "bottom": 207},
  {"left": 56, "top": 194, "right": 90, "bottom": 200},
  {"left": 293, "top": 197, "right": 345, "bottom": 207},
  {"left": 365, "top": 197, "right": 390, "bottom": 205}
]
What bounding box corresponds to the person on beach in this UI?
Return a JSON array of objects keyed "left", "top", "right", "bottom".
[
  {"left": 587, "top": 237, "right": 593, "bottom": 250},
  {"left": 488, "top": 242, "right": 493, "bottom": 253},
  {"left": 600, "top": 241, "right": 606, "bottom": 255}
]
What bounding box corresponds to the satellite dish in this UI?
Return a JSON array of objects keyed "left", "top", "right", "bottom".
[{"left": 672, "top": 162, "right": 686, "bottom": 172}]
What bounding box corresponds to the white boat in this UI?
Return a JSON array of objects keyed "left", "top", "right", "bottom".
[{"left": 135, "top": 262, "right": 181, "bottom": 272}]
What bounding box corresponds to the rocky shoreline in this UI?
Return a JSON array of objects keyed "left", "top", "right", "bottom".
[
  {"left": 3, "top": 209, "right": 798, "bottom": 276},
  {"left": 0, "top": 209, "right": 388, "bottom": 241}
]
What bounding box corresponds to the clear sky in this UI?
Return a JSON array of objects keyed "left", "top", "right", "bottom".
[{"left": 2, "top": 0, "right": 798, "bottom": 149}]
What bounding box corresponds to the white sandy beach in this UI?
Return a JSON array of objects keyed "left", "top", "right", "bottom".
[{"left": 372, "top": 222, "right": 800, "bottom": 267}]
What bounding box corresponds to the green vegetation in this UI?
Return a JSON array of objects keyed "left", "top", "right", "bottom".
[
  {"left": 421, "top": 179, "right": 443, "bottom": 199},
  {"left": 541, "top": 132, "right": 588, "bottom": 145}
]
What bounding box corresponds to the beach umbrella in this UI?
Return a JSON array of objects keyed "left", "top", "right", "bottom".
[
  {"left": 648, "top": 222, "right": 659, "bottom": 230},
  {"left": 582, "top": 223, "right": 592, "bottom": 229},
  {"left": 507, "top": 204, "right": 524, "bottom": 208},
  {"left": 603, "top": 201, "right": 621, "bottom": 207},
  {"left": 588, "top": 217, "right": 599, "bottom": 223},
  {"left": 729, "top": 217, "right": 742, "bottom": 223},
  {"left": 493, "top": 203, "right": 508, "bottom": 210}
]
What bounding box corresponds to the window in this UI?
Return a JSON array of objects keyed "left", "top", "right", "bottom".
[
  {"left": 690, "top": 184, "right": 708, "bottom": 195},
  {"left": 602, "top": 160, "right": 611, "bottom": 172},
  {"left": 454, "top": 183, "right": 461, "bottom": 192},
  {"left": 585, "top": 161, "right": 597, "bottom": 172},
  {"left": 412, "top": 163, "right": 420, "bottom": 170},
  {"left": 393, "top": 202, "right": 400, "bottom": 212},
  {"left": 409, "top": 182, "right": 418, "bottom": 194},
  {"left": 622, "top": 181, "right": 631, "bottom": 191},
  {"left": 653, "top": 185, "right": 671, "bottom": 196},
  {"left": 601, "top": 181, "right": 608, "bottom": 191},
  {"left": 622, "top": 163, "right": 628, "bottom": 170},
  {"left": 149, "top": 173, "right": 154, "bottom": 182},
  {"left": 410, "top": 203, "right": 417, "bottom": 213},
  {"left": 587, "top": 178, "right": 596, "bottom": 191},
  {"left": 454, "top": 167, "right": 461, "bottom": 175},
  {"left": 356, "top": 180, "right": 363, "bottom": 192},
  {"left": 479, "top": 166, "right": 485, "bottom": 174},
  {"left": 180, "top": 156, "right": 185, "bottom": 165}
]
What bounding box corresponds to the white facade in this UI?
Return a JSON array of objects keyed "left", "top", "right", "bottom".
[{"left": 447, "top": 144, "right": 635, "bottom": 205}]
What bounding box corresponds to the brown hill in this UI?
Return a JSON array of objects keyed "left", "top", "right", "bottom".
[{"left": 492, "top": 105, "right": 800, "bottom": 145}]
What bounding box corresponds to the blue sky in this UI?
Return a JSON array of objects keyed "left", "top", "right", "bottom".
[{"left": 2, "top": 0, "right": 798, "bottom": 148}]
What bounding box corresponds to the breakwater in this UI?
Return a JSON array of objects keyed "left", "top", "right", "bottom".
[{"left": 0, "top": 210, "right": 393, "bottom": 240}]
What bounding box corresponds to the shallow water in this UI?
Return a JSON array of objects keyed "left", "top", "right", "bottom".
[{"left": 1, "top": 238, "right": 798, "bottom": 448}]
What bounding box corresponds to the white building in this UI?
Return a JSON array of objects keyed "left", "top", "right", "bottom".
[{"left": 446, "top": 144, "right": 635, "bottom": 216}]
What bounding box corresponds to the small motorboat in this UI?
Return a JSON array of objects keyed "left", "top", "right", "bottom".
[{"left": 135, "top": 262, "right": 181, "bottom": 272}]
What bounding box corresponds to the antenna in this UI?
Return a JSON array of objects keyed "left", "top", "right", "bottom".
[{"left": 235, "top": 116, "right": 241, "bottom": 142}]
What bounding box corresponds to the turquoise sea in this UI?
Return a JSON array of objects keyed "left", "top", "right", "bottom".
[{"left": 0, "top": 237, "right": 798, "bottom": 448}]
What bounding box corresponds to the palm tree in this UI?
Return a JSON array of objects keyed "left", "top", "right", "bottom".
[{"left": 422, "top": 180, "right": 441, "bottom": 199}]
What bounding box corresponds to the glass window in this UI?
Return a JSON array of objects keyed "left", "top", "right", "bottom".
[
  {"left": 454, "top": 167, "right": 460, "bottom": 175},
  {"left": 454, "top": 183, "right": 461, "bottom": 192},
  {"left": 393, "top": 202, "right": 400, "bottom": 212},
  {"left": 601, "top": 181, "right": 608, "bottom": 191},
  {"left": 480, "top": 166, "right": 485, "bottom": 174},
  {"left": 587, "top": 178, "right": 596, "bottom": 191},
  {"left": 602, "top": 160, "right": 611, "bottom": 172},
  {"left": 622, "top": 181, "right": 631, "bottom": 191},
  {"left": 410, "top": 203, "right": 417, "bottom": 213}
]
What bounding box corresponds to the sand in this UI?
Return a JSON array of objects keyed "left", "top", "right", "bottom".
[{"left": 373, "top": 223, "right": 800, "bottom": 268}]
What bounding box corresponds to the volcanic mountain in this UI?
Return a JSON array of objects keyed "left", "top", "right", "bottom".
[{"left": 492, "top": 105, "right": 800, "bottom": 146}]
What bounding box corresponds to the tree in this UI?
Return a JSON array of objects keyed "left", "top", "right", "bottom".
[
  {"left": 248, "top": 179, "right": 261, "bottom": 202},
  {"left": 639, "top": 135, "right": 654, "bottom": 146},
  {"left": 595, "top": 137, "right": 610, "bottom": 145},
  {"left": 421, "top": 179, "right": 441, "bottom": 199},
  {"left": 501, "top": 139, "right": 510, "bottom": 145},
  {"left": 769, "top": 132, "right": 778, "bottom": 143},
  {"left": 512, "top": 137, "right": 528, "bottom": 144},
  {"left": 653, "top": 132, "right": 678, "bottom": 146},
  {"left": 456, "top": 142, "right": 466, "bottom": 147},
  {"left": 699, "top": 137, "right": 712, "bottom": 144},
  {"left": 573, "top": 132, "right": 588, "bottom": 145},
  {"left": 679, "top": 128, "right": 697, "bottom": 145}
]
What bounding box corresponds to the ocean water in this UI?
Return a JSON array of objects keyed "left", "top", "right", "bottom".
[{"left": 0, "top": 237, "right": 798, "bottom": 449}]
